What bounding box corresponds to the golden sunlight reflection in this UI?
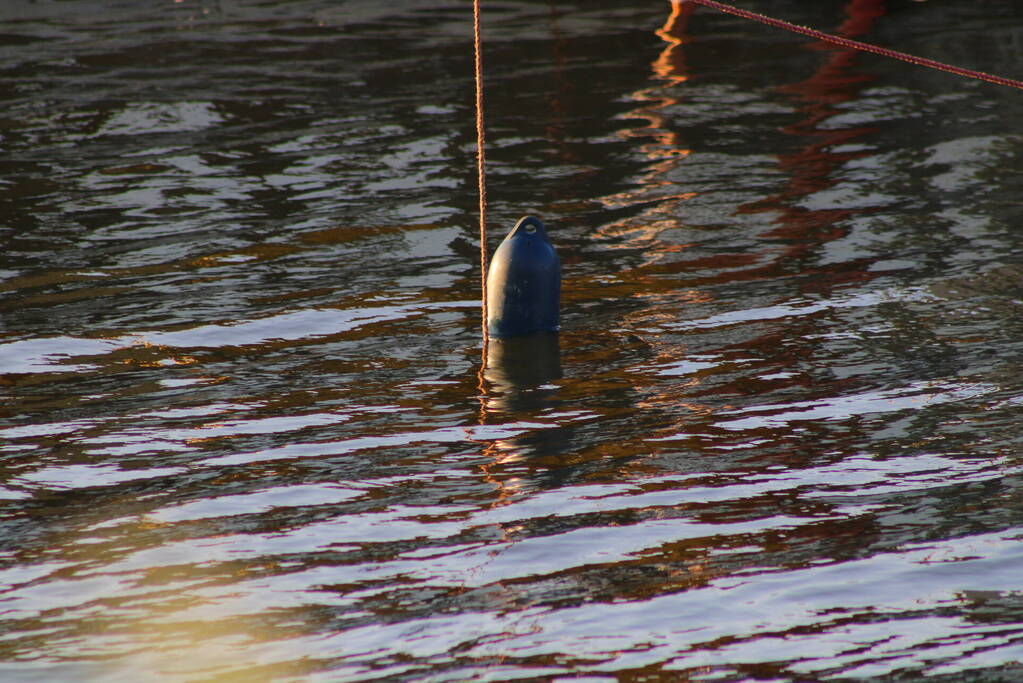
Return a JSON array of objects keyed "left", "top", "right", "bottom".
[
  {"left": 653, "top": 0, "right": 695, "bottom": 85},
  {"left": 69, "top": 514, "right": 286, "bottom": 683},
  {"left": 630, "top": 0, "right": 893, "bottom": 451},
  {"left": 588, "top": 3, "right": 721, "bottom": 439},
  {"left": 595, "top": 0, "right": 696, "bottom": 253}
]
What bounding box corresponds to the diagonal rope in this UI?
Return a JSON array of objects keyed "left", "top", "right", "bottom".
[{"left": 686, "top": 0, "right": 1023, "bottom": 92}]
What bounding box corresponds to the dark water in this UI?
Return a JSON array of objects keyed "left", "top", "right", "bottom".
[{"left": 4, "top": 0, "right": 1023, "bottom": 680}]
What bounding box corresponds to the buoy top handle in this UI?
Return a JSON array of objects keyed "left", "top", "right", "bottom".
[{"left": 511, "top": 215, "right": 547, "bottom": 238}]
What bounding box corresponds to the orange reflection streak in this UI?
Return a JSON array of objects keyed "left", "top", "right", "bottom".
[
  {"left": 615, "top": 1, "right": 892, "bottom": 453},
  {"left": 596, "top": 2, "right": 722, "bottom": 434},
  {"left": 653, "top": 0, "right": 696, "bottom": 84},
  {"left": 595, "top": 1, "right": 696, "bottom": 251},
  {"left": 632, "top": 0, "right": 888, "bottom": 305}
]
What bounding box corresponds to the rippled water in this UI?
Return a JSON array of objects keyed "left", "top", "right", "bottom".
[{"left": 5, "top": 0, "right": 1023, "bottom": 680}]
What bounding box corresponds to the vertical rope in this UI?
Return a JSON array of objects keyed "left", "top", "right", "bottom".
[{"left": 473, "top": 0, "right": 490, "bottom": 357}]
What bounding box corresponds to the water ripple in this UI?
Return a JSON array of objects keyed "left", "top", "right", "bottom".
[{"left": 4, "top": 1, "right": 1023, "bottom": 681}]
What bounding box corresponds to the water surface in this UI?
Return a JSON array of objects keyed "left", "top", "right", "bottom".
[{"left": 4, "top": 0, "right": 1023, "bottom": 680}]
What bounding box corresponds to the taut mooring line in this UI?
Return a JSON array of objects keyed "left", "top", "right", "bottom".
[
  {"left": 473, "top": 0, "right": 491, "bottom": 358},
  {"left": 685, "top": 0, "right": 1023, "bottom": 92}
]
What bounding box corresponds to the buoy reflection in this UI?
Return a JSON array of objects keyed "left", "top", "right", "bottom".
[
  {"left": 479, "top": 331, "right": 563, "bottom": 468},
  {"left": 484, "top": 332, "right": 561, "bottom": 399},
  {"left": 479, "top": 332, "right": 568, "bottom": 504}
]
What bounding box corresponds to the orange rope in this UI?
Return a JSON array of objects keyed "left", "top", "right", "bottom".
[
  {"left": 686, "top": 0, "right": 1023, "bottom": 91},
  {"left": 473, "top": 0, "right": 490, "bottom": 357}
]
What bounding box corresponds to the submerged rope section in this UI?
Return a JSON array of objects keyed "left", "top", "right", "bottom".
[
  {"left": 686, "top": 0, "right": 1023, "bottom": 92},
  {"left": 473, "top": 0, "right": 490, "bottom": 353}
]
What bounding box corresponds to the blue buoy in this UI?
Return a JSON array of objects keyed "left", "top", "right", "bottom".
[{"left": 486, "top": 215, "right": 561, "bottom": 338}]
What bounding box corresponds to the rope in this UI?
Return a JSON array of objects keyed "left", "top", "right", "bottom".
[
  {"left": 473, "top": 0, "right": 490, "bottom": 355},
  {"left": 685, "top": 0, "right": 1023, "bottom": 92}
]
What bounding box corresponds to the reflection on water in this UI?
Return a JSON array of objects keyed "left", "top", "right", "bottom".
[
  {"left": 4, "top": 0, "right": 1023, "bottom": 680},
  {"left": 485, "top": 332, "right": 561, "bottom": 394}
]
